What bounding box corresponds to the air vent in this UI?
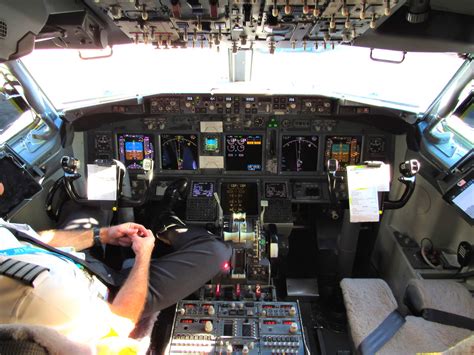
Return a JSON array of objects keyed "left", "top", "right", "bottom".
[{"left": 0, "top": 20, "right": 7, "bottom": 39}]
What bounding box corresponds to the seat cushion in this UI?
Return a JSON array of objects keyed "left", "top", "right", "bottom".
[{"left": 340, "top": 278, "right": 398, "bottom": 349}]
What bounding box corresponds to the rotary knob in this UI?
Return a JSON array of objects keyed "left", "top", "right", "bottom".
[
  {"left": 208, "top": 305, "right": 215, "bottom": 315},
  {"left": 204, "top": 320, "right": 213, "bottom": 333},
  {"left": 289, "top": 322, "right": 298, "bottom": 334},
  {"left": 289, "top": 306, "right": 296, "bottom": 316}
]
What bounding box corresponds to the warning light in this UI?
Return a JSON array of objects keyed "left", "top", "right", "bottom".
[{"left": 223, "top": 261, "right": 230, "bottom": 271}]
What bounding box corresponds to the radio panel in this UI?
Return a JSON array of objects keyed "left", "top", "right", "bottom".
[{"left": 168, "top": 300, "right": 305, "bottom": 354}]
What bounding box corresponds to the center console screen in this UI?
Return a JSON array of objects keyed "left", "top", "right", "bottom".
[
  {"left": 221, "top": 182, "right": 259, "bottom": 215},
  {"left": 118, "top": 134, "right": 154, "bottom": 170},
  {"left": 161, "top": 134, "right": 199, "bottom": 170},
  {"left": 225, "top": 135, "right": 263, "bottom": 171},
  {"left": 324, "top": 136, "right": 362, "bottom": 170},
  {"left": 281, "top": 135, "right": 319, "bottom": 172},
  {"left": 191, "top": 182, "right": 215, "bottom": 198}
]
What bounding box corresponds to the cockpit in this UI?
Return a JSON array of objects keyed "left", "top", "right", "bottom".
[{"left": 0, "top": 0, "right": 473, "bottom": 354}]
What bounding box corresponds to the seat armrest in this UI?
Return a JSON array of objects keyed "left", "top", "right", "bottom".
[{"left": 405, "top": 279, "right": 474, "bottom": 318}]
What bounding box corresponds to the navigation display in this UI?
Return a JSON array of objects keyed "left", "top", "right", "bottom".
[
  {"left": 324, "top": 136, "right": 362, "bottom": 170},
  {"left": 281, "top": 135, "right": 318, "bottom": 172},
  {"left": 225, "top": 135, "right": 263, "bottom": 171},
  {"left": 221, "top": 182, "right": 259, "bottom": 215},
  {"left": 118, "top": 134, "right": 154, "bottom": 170},
  {"left": 265, "top": 182, "right": 288, "bottom": 199},
  {"left": 191, "top": 182, "right": 215, "bottom": 198},
  {"left": 161, "top": 134, "right": 199, "bottom": 170},
  {"left": 446, "top": 172, "right": 474, "bottom": 222}
]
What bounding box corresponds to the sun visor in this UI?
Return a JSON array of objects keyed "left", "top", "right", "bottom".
[
  {"left": 0, "top": 0, "right": 49, "bottom": 62},
  {"left": 0, "top": 0, "right": 130, "bottom": 63}
]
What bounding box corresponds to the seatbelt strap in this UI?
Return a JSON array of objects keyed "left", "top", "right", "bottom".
[
  {"left": 358, "top": 310, "right": 406, "bottom": 355},
  {"left": 3, "top": 226, "right": 118, "bottom": 291},
  {"left": 422, "top": 308, "right": 474, "bottom": 331}
]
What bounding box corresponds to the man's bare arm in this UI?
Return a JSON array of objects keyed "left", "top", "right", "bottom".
[
  {"left": 38, "top": 228, "right": 98, "bottom": 251},
  {"left": 109, "top": 232, "right": 155, "bottom": 323},
  {"left": 38, "top": 223, "right": 148, "bottom": 251}
]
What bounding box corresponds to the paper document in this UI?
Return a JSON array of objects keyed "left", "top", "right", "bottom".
[
  {"left": 346, "top": 164, "right": 390, "bottom": 223},
  {"left": 200, "top": 121, "right": 223, "bottom": 132},
  {"left": 87, "top": 164, "right": 117, "bottom": 201}
]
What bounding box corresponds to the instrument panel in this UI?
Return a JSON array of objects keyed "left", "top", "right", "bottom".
[{"left": 85, "top": 94, "right": 395, "bottom": 206}]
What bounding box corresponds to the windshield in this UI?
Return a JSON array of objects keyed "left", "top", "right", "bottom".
[{"left": 21, "top": 44, "right": 463, "bottom": 113}]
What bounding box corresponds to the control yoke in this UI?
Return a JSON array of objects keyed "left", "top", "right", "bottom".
[
  {"left": 326, "top": 158, "right": 420, "bottom": 210},
  {"left": 61, "top": 156, "right": 149, "bottom": 208},
  {"left": 383, "top": 159, "right": 420, "bottom": 210}
]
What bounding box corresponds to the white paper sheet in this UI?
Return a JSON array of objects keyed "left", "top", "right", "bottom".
[
  {"left": 200, "top": 121, "right": 223, "bottom": 132},
  {"left": 346, "top": 165, "right": 386, "bottom": 223},
  {"left": 199, "top": 156, "right": 224, "bottom": 169},
  {"left": 87, "top": 164, "right": 117, "bottom": 201}
]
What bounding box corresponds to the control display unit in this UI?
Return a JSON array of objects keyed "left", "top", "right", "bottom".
[
  {"left": 161, "top": 134, "right": 199, "bottom": 170},
  {"left": 225, "top": 135, "right": 263, "bottom": 171},
  {"left": 445, "top": 171, "right": 474, "bottom": 222},
  {"left": 265, "top": 182, "right": 288, "bottom": 199},
  {"left": 117, "top": 134, "right": 154, "bottom": 170},
  {"left": 191, "top": 181, "right": 215, "bottom": 198},
  {"left": 221, "top": 182, "right": 259, "bottom": 215},
  {"left": 281, "top": 135, "right": 319, "bottom": 172},
  {"left": 324, "top": 136, "right": 362, "bottom": 170}
]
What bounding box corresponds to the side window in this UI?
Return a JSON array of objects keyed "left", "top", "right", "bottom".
[
  {"left": 0, "top": 65, "right": 37, "bottom": 144},
  {"left": 426, "top": 78, "right": 473, "bottom": 168}
]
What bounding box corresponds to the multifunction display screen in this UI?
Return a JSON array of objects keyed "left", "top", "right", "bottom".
[
  {"left": 324, "top": 136, "right": 362, "bottom": 170},
  {"left": 225, "top": 135, "right": 263, "bottom": 171},
  {"left": 118, "top": 134, "right": 154, "bottom": 170},
  {"left": 281, "top": 135, "right": 319, "bottom": 172},
  {"left": 265, "top": 182, "right": 288, "bottom": 199},
  {"left": 191, "top": 182, "right": 215, "bottom": 198},
  {"left": 221, "top": 182, "right": 259, "bottom": 215},
  {"left": 161, "top": 134, "right": 199, "bottom": 170}
]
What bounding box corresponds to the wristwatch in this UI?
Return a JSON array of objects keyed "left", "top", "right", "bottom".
[{"left": 93, "top": 227, "right": 102, "bottom": 247}]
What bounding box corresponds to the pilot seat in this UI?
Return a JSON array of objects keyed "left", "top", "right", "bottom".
[{"left": 340, "top": 278, "right": 473, "bottom": 354}]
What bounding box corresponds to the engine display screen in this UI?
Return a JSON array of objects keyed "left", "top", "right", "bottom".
[
  {"left": 281, "top": 135, "right": 319, "bottom": 172},
  {"left": 203, "top": 136, "right": 220, "bottom": 153},
  {"left": 161, "top": 134, "right": 199, "bottom": 170},
  {"left": 265, "top": 182, "right": 288, "bottom": 199},
  {"left": 118, "top": 134, "right": 154, "bottom": 170},
  {"left": 225, "top": 135, "right": 263, "bottom": 171},
  {"left": 221, "top": 182, "right": 259, "bottom": 215},
  {"left": 324, "top": 136, "right": 362, "bottom": 170},
  {"left": 191, "top": 182, "right": 215, "bottom": 198}
]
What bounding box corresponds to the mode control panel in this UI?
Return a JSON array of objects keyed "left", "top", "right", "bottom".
[{"left": 168, "top": 300, "right": 305, "bottom": 354}]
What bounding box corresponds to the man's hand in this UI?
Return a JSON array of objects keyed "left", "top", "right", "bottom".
[
  {"left": 103, "top": 223, "right": 149, "bottom": 247},
  {"left": 130, "top": 229, "right": 155, "bottom": 259}
]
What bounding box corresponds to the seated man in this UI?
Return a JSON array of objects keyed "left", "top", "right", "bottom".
[{"left": 0, "top": 180, "right": 231, "bottom": 351}]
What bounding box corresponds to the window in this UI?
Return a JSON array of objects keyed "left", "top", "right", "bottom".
[
  {"left": 21, "top": 44, "right": 463, "bottom": 113},
  {"left": 0, "top": 65, "right": 36, "bottom": 144},
  {"left": 428, "top": 79, "right": 473, "bottom": 167}
]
